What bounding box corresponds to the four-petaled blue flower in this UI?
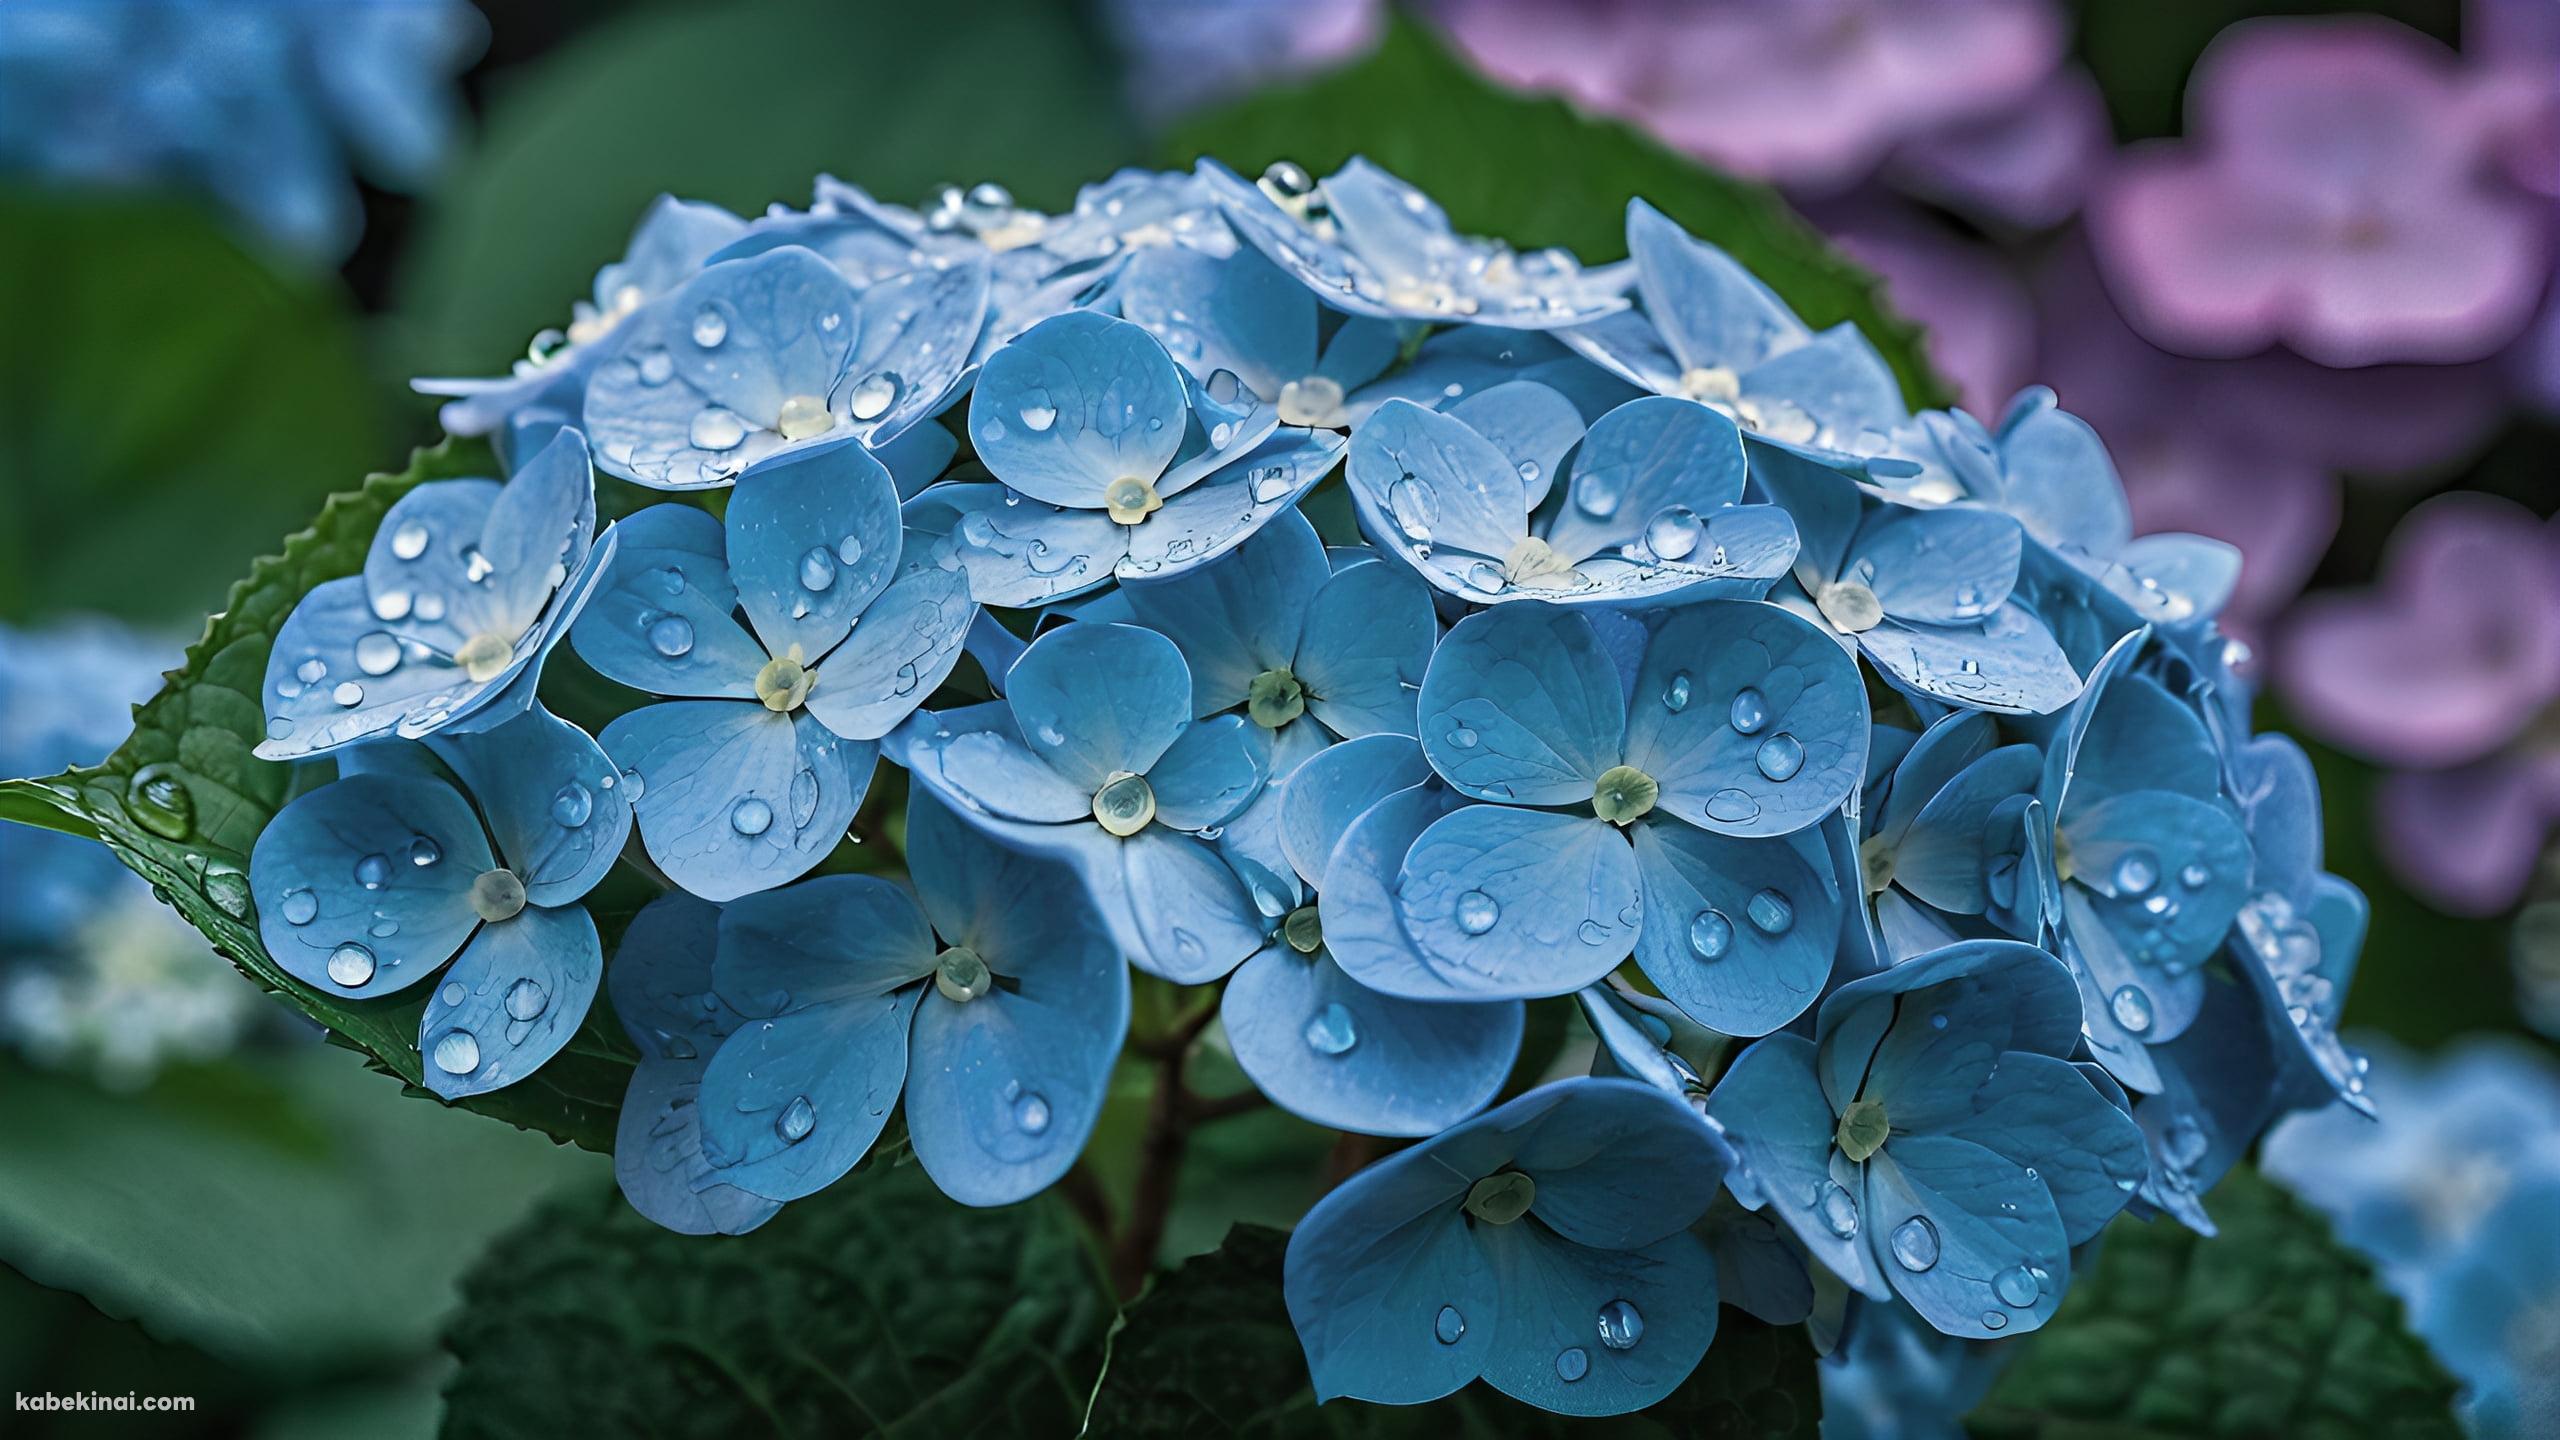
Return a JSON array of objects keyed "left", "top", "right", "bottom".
[
  {"left": 258, "top": 430, "right": 614, "bottom": 759},
  {"left": 1860, "top": 710, "right": 2042, "bottom": 962},
  {"left": 1348, "top": 392, "right": 1801, "bottom": 608},
  {"left": 1563, "top": 201, "right": 1908, "bottom": 465},
  {"left": 891, "top": 619, "right": 1269, "bottom": 982},
  {"left": 1113, "top": 238, "right": 1406, "bottom": 426},
  {"left": 1285, "top": 1076, "right": 1735, "bottom": 1417},
  {"left": 1200, "top": 157, "right": 1631, "bottom": 329},
  {"left": 1710, "top": 940, "right": 2148, "bottom": 1339},
  {"left": 693, "top": 793, "right": 1128, "bottom": 1207},
  {"left": 913, "top": 309, "right": 1345, "bottom": 606},
  {"left": 1339, "top": 601, "right": 1864, "bottom": 1033},
  {"left": 575, "top": 437, "right": 974, "bottom": 900},
  {"left": 250, "top": 705, "right": 630, "bottom": 1098},
  {"left": 584, "top": 243, "right": 985, "bottom": 489}
]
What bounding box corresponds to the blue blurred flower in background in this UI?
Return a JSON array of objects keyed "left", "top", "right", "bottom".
[
  {"left": 0, "top": 0, "right": 485, "bottom": 263},
  {"left": 1285, "top": 1076, "right": 1735, "bottom": 1417},
  {"left": 2265, "top": 1039, "right": 2560, "bottom": 1438},
  {"left": 0, "top": 619, "right": 257, "bottom": 1086}
]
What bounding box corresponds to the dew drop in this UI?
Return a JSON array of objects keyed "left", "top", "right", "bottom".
[
  {"left": 505, "top": 978, "right": 548, "bottom": 1021},
  {"left": 432, "top": 1029, "right": 480, "bottom": 1075},
  {"left": 1303, "top": 1002, "right": 1358, "bottom": 1056},
  {"left": 1705, "top": 789, "right": 1761, "bottom": 824},
  {"left": 776, "top": 1094, "right": 817, "bottom": 1142},
  {"left": 799, "top": 546, "right": 839, "bottom": 592},
  {"left": 1013, "top": 1090, "right": 1052, "bottom": 1134},
  {"left": 1434, "top": 1305, "right": 1466, "bottom": 1345},
  {"left": 326, "top": 943, "right": 375, "bottom": 988},
  {"left": 1755, "top": 732, "right": 1804, "bottom": 782},
  {"left": 332, "top": 681, "right": 365, "bottom": 707},
  {"left": 355, "top": 631, "right": 402, "bottom": 676},
  {"left": 355, "top": 854, "right": 391, "bottom": 890},
  {"left": 2113, "top": 849, "right": 2158, "bottom": 896},
  {"left": 1818, "top": 1182, "right": 1859, "bottom": 1238},
  {"left": 1890, "top": 1216, "right": 1940, "bottom": 1272},
  {"left": 691, "top": 306, "right": 729, "bottom": 348},
  {"left": 690, "top": 407, "right": 748, "bottom": 451},
  {"left": 1555, "top": 1347, "right": 1589, "bottom": 1382},
  {"left": 1454, "top": 890, "right": 1499, "bottom": 935},
  {"left": 408, "top": 835, "right": 442, "bottom": 867},
  {"left": 1662, "top": 672, "right": 1692, "bottom": 712},
  {"left": 281, "top": 887, "right": 319, "bottom": 925},
  {"left": 125, "top": 765, "right": 194, "bottom": 840},
  {"left": 551, "top": 782, "right": 594, "bottom": 829},
  {"left": 1745, "top": 888, "right": 1794, "bottom": 935},
  {"left": 1994, "top": 1265, "right": 2041, "bottom": 1307},
  {"left": 1596, "top": 1299, "right": 1644, "bottom": 1351},
  {"left": 1981, "top": 1310, "right": 2009, "bottom": 1331},
  {"left": 849, "top": 373, "right": 898, "bottom": 422},
  {"left": 648, "top": 615, "right": 695, "bottom": 658},
  {"left": 1688, "top": 908, "right": 1733, "bottom": 961},
  {"left": 2110, "top": 984, "right": 2155, "bottom": 1035},
  {"left": 1643, "top": 505, "right": 1701, "bottom": 560},
  {"left": 731, "top": 798, "right": 774, "bottom": 836},
  {"left": 1729, "top": 687, "right": 1769, "bottom": 735},
  {"left": 390, "top": 521, "right": 430, "bottom": 561}
]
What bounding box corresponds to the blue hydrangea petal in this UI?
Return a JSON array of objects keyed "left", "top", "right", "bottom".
[
  {"left": 1114, "top": 240, "right": 1313, "bottom": 398},
  {"left": 1356, "top": 326, "right": 1642, "bottom": 424},
  {"left": 416, "top": 902, "right": 602, "bottom": 1099},
  {"left": 605, "top": 890, "right": 742, "bottom": 1063},
  {"left": 802, "top": 563, "right": 974, "bottom": 742},
  {"left": 713, "top": 874, "right": 939, "bottom": 1011},
  {"left": 1747, "top": 445, "right": 1864, "bottom": 587},
  {"left": 1314, "top": 314, "right": 1406, "bottom": 391},
  {"left": 1626, "top": 601, "right": 1866, "bottom": 837},
  {"left": 1004, "top": 622, "right": 1190, "bottom": 790},
  {"left": 2068, "top": 938, "right": 2165, "bottom": 1096},
  {"left": 1846, "top": 506, "right": 2022, "bottom": 626},
  {"left": 602, "top": 193, "right": 752, "bottom": 298},
  {"left": 879, "top": 419, "right": 960, "bottom": 501},
  {"left": 1347, "top": 398, "right": 1531, "bottom": 565},
  {"left": 1864, "top": 1133, "right": 2072, "bottom": 1339},
  {"left": 614, "top": 1060, "right": 782, "bottom": 1237},
  {"left": 1706, "top": 1033, "right": 1883, "bottom": 1296},
  {"left": 1278, "top": 732, "right": 1432, "bottom": 888},
  {"left": 1321, "top": 159, "right": 1452, "bottom": 288},
  {"left": 1512, "top": 1079, "right": 1733, "bottom": 1248},
  {"left": 968, "top": 310, "right": 1187, "bottom": 508},
  {"left": 2229, "top": 734, "right": 2322, "bottom": 909},
  {"left": 724, "top": 438, "right": 903, "bottom": 662},
  {"left": 1475, "top": 1221, "right": 1720, "bottom": 1418},
  {"left": 584, "top": 249, "right": 861, "bottom": 488},
  {"left": 1542, "top": 396, "right": 1747, "bottom": 563},
  {"left": 570, "top": 504, "right": 764, "bottom": 700},
  {"left": 1894, "top": 745, "right": 2043, "bottom": 914},
  {"left": 1114, "top": 825, "right": 1269, "bottom": 983},
  {"left": 250, "top": 771, "right": 490, "bottom": 999},
  {"left": 1419, "top": 607, "right": 1626, "bottom": 805},
  {"left": 1832, "top": 942, "right": 2086, "bottom": 1131},
  {"left": 1284, "top": 1185, "right": 1497, "bottom": 1407},
  {"left": 2065, "top": 670, "right": 2220, "bottom": 808},
  {"left": 891, "top": 706, "right": 1093, "bottom": 824},
  {"left": 1631, "top": 823, "right": 1834, "bottom": 1036},
  {"left": 1295, "top": 557, "right": 1435, "bottom": 740},
  {"left": 1319, "top": 784, "right": 1469, "bottom": 998},
  {"left": 1445, "top": 380, "right": 1586, "bottom": 513},
  {"left": 1990, "top": 389, "right": 2133, "bottom": 555},
  {"left": 697, "top": 985, "right": 922, "bottom": 1203},
  {"left": 1554, "top": 305, "right": 1684, "bottom": 397},
  {"left": 1393, "top": 805, "right": 1638, "bottom": 999},
  {"left": 1935, "top": 1051, "right": 2147, "bottom": 1245},
  {"left": 2057, "top": 791, "right": 2252, "bottom": 1040},
  {"left": 428, "top": 705, "right": 630, "bottom": 908},
  {"left": 906, "top": 948, "right": 1130, "bottom": 1206},
  {"left": 1739, "top": 325, "right": 1907, "bottom": 449},
  {"left": 1218, "top": 781, "right": 1309, "bottom": 920},
  {"left": 2107, "top": 534, "right": 2240, "bottom": 629},
  {"left": 1223, "top": 943, "right": 1521, "bottom": 1136},
  {"left": 601, "top": 701, "right": 875, "bottom": 902},
  {"left": 1146, "top": 713, "right": 1267, "bottom": 832},
  {"left": 844, "top": 259, "right": 991, "bottom": 447},
  {"left": 1861, "top": 605, "right": 2084, "bottom": 716},
  {"left": 1117, "top": 426, "right": 1344, "bottom": 581},
  {"left": 258, "top": 576, "right": 497, "bottom": 758},
  {"left": 1702, "top": 1200, "right": 1816, "bottom": 1326},
  {"left": 1622, "top": 199, "right": 1805, "bottom": 374},
  {"left": 905, "top": 481, "right": 1124, "bottom": 607},
  {"left": 362, "top": 476, "right": 505, "bottom": 649},
  {"left": 472, "top": 430, "right": 599, "bottom": 638},
  {"left": 1118, "top": 507, "right": 1327, "bottom": 715},
  {"left": 1875, "top": 712, "right": 1999, "bottom": 849}
]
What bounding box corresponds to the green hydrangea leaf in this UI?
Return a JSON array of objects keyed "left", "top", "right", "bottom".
[
  {"left": 439, "top": 1162, "right": 1112, "bottom": 1439},
  {"left": 1083, "top": 1223, "right": 1820, "bottom": 1437},
  {"left": 1165, "top": 19, "right": 1954, "bottom": 410},
  {"left": 1968, "top": 1167, "right": 2465, "bottom": 1440},
  {"left": 0, "top": 436, "right": 633, "bottom": 1152}
]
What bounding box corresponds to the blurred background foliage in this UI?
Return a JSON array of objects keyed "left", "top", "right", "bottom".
[{"left": 0, "top": 0, "right": 2552, "bottom": 1435}]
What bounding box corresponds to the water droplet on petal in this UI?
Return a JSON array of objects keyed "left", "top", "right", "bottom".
[
  {"left": 1303, "top": 1002, "right": 1358, "bottom": 1056},
  {"left": 1596, "top": 1299, "right": 1644, "bottom": 1351},
  {"left": 1555, "top": 1347, "right": 1590, "bottom": 1382},
  {"left": 355, "top": 854, "right": 391, "bottom": 890},
  {"left": 849, "top": 373, "right": 899, "bottom": 422},
  {"left": 776, "top": 1094, "right": 816, "bottom": 1142},
  {"left": 690, "top": 407, "right": 748, "bottom": 451},
  {"left": 1745, "top": 888, "right": 1794, "bottom": 934},
  {"left": 2110, "top": 984, "right": 2155, "bottom": 1035},
  {"left": 800, "top": 546, "right": 839, "bottom": 592},
  {"left": 1755, "top": 732, "right": 1804, "bottom": 782},
  {"left": 2113, "top": 849, "right": 2158, "bottom": 895},
  {"left": 1643, "top": 505, "right": 1701, "bottom": 560},
  {"left": 505, "top": 978, "right": 548, "bottom": 1021},
  {"left": 648, "top": 615, "right": 695, "bottom": 657},
  {"left": 409, "top": 835, "right": 442, "bottom": 867},
  {"left": 691, "top": 306, "right": 729, "bottom": 347},
  {"left": 1729, "top": 687, "right": 1768, "bottom": 735},
  {"left": 1454, "top": 890, "right": 1499, "bottom": 934},
  {"left": 1994, "top": 1265, "right": 2041, "bottom": 1307},
  {"left": 1662, "top": 672, "right": 1692, "bottom": 712},
  {"left": 355, "top": 632, "right": 402, "bottom": 676},
  {"left": 326, "top": 943, "right": 375, "bottom": 987},
  {"left": 281, "top": 887, "right": 319, "bottom": 925},
  {"left": 1434, "top": 1305, "right": 1466, "bottom": 1344},
  {"left": 1688, "top": 908, "right": 1733, "bottom": 960},
  {"left": 1891, "top": 1216, "right": 1940, "bottom": 1272},
  {"left": 1818, "top": 1182, "right": 1859, "bottom": 1238},
  {"left": 1013, "top": 1090, "right": 1052, "bottom": 1134},
  {"left": 731, "top": 798, "right": 774, "bottom": 836},
  {"left": 432, "top": 1029, "right": 480, "bottom": 1075},
  {"left": 390, "top": 521, "right": 431, "bottom": 561},
  {"left": 551, "top": 782, "right": 594, "bottom": 829}
]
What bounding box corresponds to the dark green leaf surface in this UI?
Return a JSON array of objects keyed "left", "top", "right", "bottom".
[
  {"left": 0, "top": 1048, "right": 599, "bottom": 1373},
  {"left": 440, "top": 1162, "right": 1112, "bottom": 1439},
  {"left": 399, "top": 0, "right": 1139, "bottom": 384},
  {"left": 0, "top": 187, "right": 386, "bottom": 625},
  {"left": 1165, "top": 21, "right": 1953, "bottom": 410},
  {"left": 1083, "top": 1223, "right": 1818, "bottom": 1437},
  {"left": 0, "top": 437, "right": 634, "bottom": 1151},
  {"left": 1968, "top": 1167, "right": 2464, "bottom": 1440}
]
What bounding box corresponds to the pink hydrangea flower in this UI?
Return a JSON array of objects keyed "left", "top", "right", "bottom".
[
  {"left": 2278, "top": 495, "right": 2560, "bottom": 915},
  {"left": 1888, "top": 67, "right": 2113, "bottom": 228},
  {"left": 1434, "top": 0, "right": 2065, "bottom": 196},
  {"left": 2089, "top": 16, "right": 2552, "bottom": 366}
]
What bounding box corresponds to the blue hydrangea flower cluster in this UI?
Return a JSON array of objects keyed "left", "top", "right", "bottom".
[
  {"left": 0, "top": 0, "right": 485, "bottom": 262},
  {"left": 245, "top": 157, "right": 2370, "bottom": 1417}
]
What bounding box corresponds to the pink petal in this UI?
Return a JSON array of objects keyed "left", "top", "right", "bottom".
[{"left": 2375, "top": 755, "right": 2560, "bottom": 916}]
